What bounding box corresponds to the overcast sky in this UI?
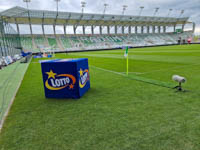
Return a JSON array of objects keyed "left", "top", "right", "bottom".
[{"left": 0, "top": 0, "right": 200, "bottom": 34}]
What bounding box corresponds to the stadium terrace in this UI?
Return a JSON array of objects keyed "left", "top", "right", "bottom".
[{"left": 0, "top": 6, "right": 196, "bottom": 53}]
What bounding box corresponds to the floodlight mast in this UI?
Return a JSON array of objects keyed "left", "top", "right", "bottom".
[
  {"left": 139, "top": 6, "right": 144, "bottom": 16},
  {"left": 179, "top": 10, "right": 184, "bottom": 18},
  {"left": 153, "top": 7, "right": 159, "bottom": 16},
  {"left": 81, "top": 1, "right": 86, "bottom": 14},
  {"left": 55, "top": 0, "right": 61, "bottom": 16},
  {"left": 23, "top": 0, "right": 31, "bottom": 10},
  {"left": 103, "top": 3, "right": 108, "bottom": 15},
  {"left": 122, "top": 5, "right": 128, "bottom": 15},
  {"left": 167, "top": 9, "right": 173, "bottom": 17},
  {"left": 54, "top": 0, "right": 61, "bottom": 36},
  {"left": 23, "top": 0, "right": 32, "bottom": 35}
]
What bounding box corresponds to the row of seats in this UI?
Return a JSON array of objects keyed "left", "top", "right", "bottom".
[{"left": 20, "top": 32, "right": 193, "bottom": 52}]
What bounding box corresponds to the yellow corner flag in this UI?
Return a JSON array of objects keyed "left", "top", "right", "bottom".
[{"left": 124, "top": 46, "right": 129, "bottom": 75}]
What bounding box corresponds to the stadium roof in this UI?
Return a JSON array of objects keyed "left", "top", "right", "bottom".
[{"left": 0, "top": 6, "right": 190, "bottom": 26}]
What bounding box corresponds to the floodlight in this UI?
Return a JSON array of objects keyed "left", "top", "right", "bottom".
[
  {"left": 23, "top": 0, "right": 31, "bottom": 2},
  {"left": 172, "top": 75, "right": 186, "bottom": 91},
  {"left": 179, "top": 10, "right": 185, "bottom": 18},
  {"left": 23, "top": 0, "right": 31, "bottom": 9},
  {"left": 139, "top": 6, "right": 144, "bottom": 16},
  {"left": 153, "top": 7, "right": 159, "bottom": 16},
  {"left": 81, "top": 1, "right": 87, "bottom": 13},
  {"left": 103, "top": 3, "right": 109, "bottom": 14},
  {"left": 55, "top": 0, "right": 61, "bottom": 14},
  {"left": 122, "top": 5, "right": 128, "bottom": 15},
  {"left": 167, "top": 9, "right": 173, "bottom": 17}
]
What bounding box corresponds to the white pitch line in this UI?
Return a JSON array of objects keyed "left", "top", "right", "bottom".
[
  {"left": 73, "top": 50, "right": 200, "bottom": 54},
  {"left": 120, "top": 72, "right": 143, "bottom": 75},
  {"left": 90, "top": 65, "right": 127, "bottom": 77}
]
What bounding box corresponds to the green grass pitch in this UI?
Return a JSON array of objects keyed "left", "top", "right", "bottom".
[{"left": 0, "top": 44, "right": 200, "bottom": 150}]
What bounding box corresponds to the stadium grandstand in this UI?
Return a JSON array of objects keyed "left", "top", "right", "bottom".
[
  {"left": 1, "top": 0, "right": 200, "bottom": 149},
  {"left": 0, "top": 17, "right": 21, "bottom": 57},
  {"left": 0, "top": 6, "right": 196, "bottom": 54}
]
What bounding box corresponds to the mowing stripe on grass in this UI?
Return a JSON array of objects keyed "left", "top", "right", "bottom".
[
  {"left": 91, "top": 65, "right": 174, "bottom": 88},
  {"left": 0, "top": 61, "right": 30, "bottom": 131},
  {"left": 135, "top": 62, "right": 200, "bottom": 75},
  {"left": 70, "top": 53, "right": 200, "bottom": 64},
  {"left": 93, "top": 50, "right": 200, "bottom": 54},
  {"left": 120, "top": 72, "right": 143, "bottom": 75}
]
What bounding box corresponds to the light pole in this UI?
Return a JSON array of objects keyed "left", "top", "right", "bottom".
[
  {"left": 54, "top": 0, "right": 61, "bottom": 36},
  {"left": 55, "top": 0, "right": 61, "bottom": 16},
  {"left": 167, "top": 9, "right": 173, "bottom": 17},
  {"left": 23, "top": 0, "right": 31, "bottom": 9},
  {"left": 23, "top": 0, "right": 32, "bottom": 35},
  {"left": 139, "top": 6, "right": 144, "bottom": 16},
  {"left": 122, "top": 5, "right": 128, "bottom": 15},
  {"left": 81, "top": 1, "right": 86, "bottom": 14},
  {"left": 179, "top": 10, "right": 184, "bottom": 18},
  {"left": 103, "top": 3, "right": 108, "bottom": 15},
  {"left": 153, "top": 7, "right": 159, "bottom": 16}
]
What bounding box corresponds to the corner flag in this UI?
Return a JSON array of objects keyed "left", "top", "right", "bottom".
[
  {"left": 124, "top": 46, "right": 129, "bottom": 75},
  {"left": 124, "top": 46, "right": 128, "bottom": 58}
]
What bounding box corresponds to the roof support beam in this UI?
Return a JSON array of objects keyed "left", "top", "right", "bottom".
[
  {"left": 63, "top": 25, "right": 66, "bottom": 35},
  {"left": 42, "top": 12, "right": 45, "bottom": 36},
  {"left": 73, "top": 25, "right": 76, "bottom": 34},
  {"left": 54, "top": 11, "right": 59, "bottom": 37},
  {"left": 15, "top": 18, "right": 20, "bottom": 34},
  {"left": 83, "top": 25, "right": 85, "bottom": 35},
  {"left": 74, "top": 14, "right": 84, "bottom": 30},
  {"left": 53, "top": 24, "right": 56, "bottom": 36},
  {"left": 115, "top": 25, "right": 117, "bottom": 34},
  {"left": 158, "top": 26, "right": 161, "bottom": 33},
  {"left": 173, "top": 25, "right": 176, "bottom": 32},
  {"left": 26, "top": 9, "right": 33, "bottom": 36},
  {"left": 182, "top": 24, "right": 185, "bottom": 31},
  {"left": 42, "top": 24, "right": 45, "bottom": 36},
  {"left": 91, "top": 25, "right": 94, "bottom": 35},
  {"left": 135, "top": 26, "right": 138, "bottom": 34},
  {"left": 147, "top": 26, "right": 150, "bottom": 33},
  {"left": 163, "top": 26, "right": 166, "bottom": 33},
  {"left": 99, "top": 26, "right": 102, "bottom": 34},
  {"left": 122, "top": 26, "right": 124, "bottom": 34},
  {"left": 128, "top": 26, "right": 131, "bottom": 34},
  {"left": 192, "top": 22, "right": 195, "bottom": 33},
  {"left": 107, "top": 26, "right": 110, "bottom": 34},
  {"left": 153, "top": 26, "right": 156, "bottom": 33},
  {"left": 28, "top": 19, "right": 33, "bottom": 36},
  {"left": 141, "top": 26, "right": 144, "bottom": 34},
  {"left": 65, "top": 13, "right": 71, "bottom": 25}
]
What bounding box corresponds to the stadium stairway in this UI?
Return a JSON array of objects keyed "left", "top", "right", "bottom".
[
  {"left": 56, "top": 37, "right": 64, "bottom": 51},
  {"left": 32, "top": 37, "right": 38, "bottom": 51},
  {"left": 44, "top": 36, "right": 49, "bottom": 47}
]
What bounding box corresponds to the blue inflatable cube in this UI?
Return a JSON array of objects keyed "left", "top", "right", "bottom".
[{"left": 41, "top": 58, "right": 90, "bottom": 99}]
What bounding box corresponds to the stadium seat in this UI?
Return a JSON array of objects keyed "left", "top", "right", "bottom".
[{"left": 19, "top": 31, "right": 194, "bottom": 52}]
